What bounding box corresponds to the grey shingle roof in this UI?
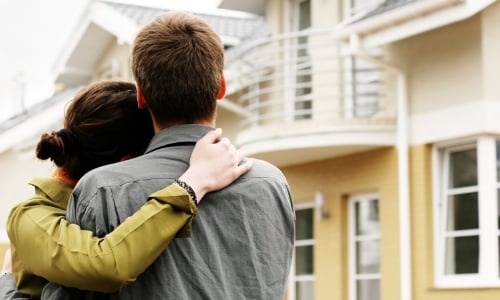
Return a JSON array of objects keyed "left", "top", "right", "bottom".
[
  {"left": 354, "top": 0, "right": 420, "bottom": 22},
  {"left": 0, "top": 87, "right": 80, "bottom": 134},
  {"left": 101, "top": 1, "right": 266, "bottom": 42}
]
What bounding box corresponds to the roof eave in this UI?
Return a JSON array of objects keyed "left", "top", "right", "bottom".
[
  {"left": 51, "top": 1, "right": 139, "bottom": 87},
  {"left": 335, "top": 0, "right": 495, "bottom": 48}
]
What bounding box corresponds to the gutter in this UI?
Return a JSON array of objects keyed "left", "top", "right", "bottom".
[{"left": 347, "top": 34, "right": 411, "bottom": 300}]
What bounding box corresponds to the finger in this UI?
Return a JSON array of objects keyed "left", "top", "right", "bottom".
[
  {"left": 235, "top": 150, "right": 244, "bottom": 164},
  {"left": 218, "top": 137, "right": 231, "bottom": 148},
  {"left": 236, "top": 159, "right": 253, "bottom": 176},
  {"left": 200, "top": 128, "right": 223, "bottom": 144}
]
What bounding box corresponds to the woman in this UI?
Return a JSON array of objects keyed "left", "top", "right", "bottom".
[{"left": 0, "top": 80, "right": 251, "bottom": 299}]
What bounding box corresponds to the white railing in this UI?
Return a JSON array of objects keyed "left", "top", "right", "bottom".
[{"left": 224, "top": 28, "right": 396, "bottom": 130}]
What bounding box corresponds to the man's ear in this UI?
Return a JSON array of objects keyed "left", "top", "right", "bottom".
[
  {"left": 136, "top": 84, "right": 147, "bottom": 109},
  {"left": 216, "top": 74, "right": 226, "bottom": 100}
]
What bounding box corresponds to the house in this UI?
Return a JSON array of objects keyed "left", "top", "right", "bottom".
[
  {"left": 217, "top": 0, "right": 500, "bottom": 300},
  {"left": 2, "top": 0, "right": 499, "bottom": 299}
]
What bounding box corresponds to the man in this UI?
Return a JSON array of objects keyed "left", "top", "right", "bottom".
[{"left": 43, "top": 11, "right": 295, "bottom": 299}]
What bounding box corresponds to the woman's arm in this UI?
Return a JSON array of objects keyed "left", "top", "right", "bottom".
[
  {"left": 7, "top": 184, "right": 196, "bottom": 296},
  {"left": 7, "top": 129, "right": 252, "bottom": 295}
]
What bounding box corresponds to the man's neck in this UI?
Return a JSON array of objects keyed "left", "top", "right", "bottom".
[{"left": 153, "top": 119, "right": 215, "bottom": 133}]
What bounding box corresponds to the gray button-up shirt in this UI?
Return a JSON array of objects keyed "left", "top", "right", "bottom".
[{"left": 42, "top": 124, "right": 295, "bottom": 300}]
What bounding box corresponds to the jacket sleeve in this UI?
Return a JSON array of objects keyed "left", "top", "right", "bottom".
[{"left": 7, "top": 184, "right": 197, "bottom": 294}]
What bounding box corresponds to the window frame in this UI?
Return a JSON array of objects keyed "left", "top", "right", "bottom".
[
  {"left": 348, "top": 192, "right": 381, "bottom": 300},
  {"left": 433, "top": 136, "right": 500, "bottom": 288},
  {"left": 288, "top": 201, "right": 316, "bottom": 300}
]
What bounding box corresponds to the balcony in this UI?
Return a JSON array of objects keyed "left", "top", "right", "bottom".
[{"left": 220, "top": 28, "right": 397, "bottom": 167}]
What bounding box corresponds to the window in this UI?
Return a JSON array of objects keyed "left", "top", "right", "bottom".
[
  {"left": 283, "top": 0, "right": 313, "bottom": 121},
  {"left": 349, "top": 193, "right": 380, "bottom": 300},
  {"left": 434, "top": 137, "right": 500, "bottom": 287},
  {"left": 343, "top": 49, "right": 381, "bottom": 118},
  {"left": 288, "top": 203, "right": 315, "bottom": 300},
  {"left": 293, "top": 0, "right": 312, "bottom": 120}
]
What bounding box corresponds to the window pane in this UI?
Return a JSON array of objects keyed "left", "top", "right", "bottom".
[
  {"left": 445, "top": 236, "right": 479, "bottom": 274},
  {"left": 446, "top": 192, "right": 478, "bottom": 230},
  {"left": 356, "top": 240, "right": 380, "bottom": 274},
  {"left": 355, "top": 200, "right": 380, "bottom": 235},
  {"left": 356, "top": 279, "right": 380, "bottom": 300},
  {"left": 296, "top": 245, "right": 314, "bottom": 275},
  {"left": 448, "top": 148, "right": 477, "bottom": 188},
  {"left": 296, "top": 280, "right": 314, "bottom": 300},
  {"left": 299, "top": 0, "right": 311, "bottom": 30},
  {"left": 296, "top": 209, "right": 313, "bottom": 240}
]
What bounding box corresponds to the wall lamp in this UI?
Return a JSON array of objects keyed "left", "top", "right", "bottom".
[{"left": 315, "top": 191, "right": 330, "bottom": 222}]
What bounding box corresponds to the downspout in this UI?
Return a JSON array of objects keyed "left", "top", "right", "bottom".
[{"left": 348, "top": 34, "right": 411, "bottom": 300}]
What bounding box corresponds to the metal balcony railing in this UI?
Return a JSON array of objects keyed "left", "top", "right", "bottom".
[{"left": 224, "top": 28, "right": 396, "bottom": 131}]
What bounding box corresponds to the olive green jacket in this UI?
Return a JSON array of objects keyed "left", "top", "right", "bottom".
[{"left": 6, "top": 177, "right": 196, "bottom": 299}]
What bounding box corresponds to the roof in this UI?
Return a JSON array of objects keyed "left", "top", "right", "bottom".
[
  {"left": 335, "top": 0, "right": 488, "bottom": 48},
  {"left": 0, "top": 88, "right": 79, "bottom": 135},
  {"left": 354, "top": 0, "right": 420, "bottom": 22},
  {"left": 0, "top": 87, "right": 81, "bottom": 154},
  {"left": 1, "top": 1, "right": 267, "bottom": 147},
  {"left": 52, "top": 0, "right": 268, "bottom": 87},
  {"left": 101, "top": 1, "right": 266, "bottom": 43}
]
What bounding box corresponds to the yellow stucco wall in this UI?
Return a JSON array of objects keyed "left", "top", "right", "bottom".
[{"left": 282, "top": 147, "right": 399, "bottom": 300}]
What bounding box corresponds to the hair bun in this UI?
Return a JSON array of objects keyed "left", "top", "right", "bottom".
[
  {"left": 35, "top": 129, "right": 74, "bottom": 166},
  {"left": 56, "top": 129, "right": 77, "bottom": 150}
]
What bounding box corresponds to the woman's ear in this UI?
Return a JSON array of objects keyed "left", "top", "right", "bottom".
[
  {"left": 216, "top": 74, "right": 226, "bottom": 100},
  {"left": 136, "top": 84, "right": 147, "bottom": 109}
]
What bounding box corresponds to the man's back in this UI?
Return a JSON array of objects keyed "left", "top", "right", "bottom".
[{"left": 44, "top": 125, "right": 295, "bottom": 299}]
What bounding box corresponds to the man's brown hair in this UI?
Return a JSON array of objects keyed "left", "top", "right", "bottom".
[{"left": 131, "top": 11, "right": 224, "bottom": 124}]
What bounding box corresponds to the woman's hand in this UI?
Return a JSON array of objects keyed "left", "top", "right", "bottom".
[{"left": 178, "top": 128, "right": 252, "bottom": 202}]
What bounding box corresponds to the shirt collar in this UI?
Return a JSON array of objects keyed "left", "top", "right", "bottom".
[
  {"left": 145, "top": 124, "right": 214, "bottom": 154},
  {"left": 29, "top": 177, "right": 73, "bottom": 208}
]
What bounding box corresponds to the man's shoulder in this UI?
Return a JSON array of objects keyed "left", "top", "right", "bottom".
[
  {"left": 78, "top": 156, "right": 147, "bottom": 186},
  {"left": 245, "top": 158, "right": 287, "bottom": 181},
  {"left": 71, "top": 156, "right": 151, "bottom": 203}
]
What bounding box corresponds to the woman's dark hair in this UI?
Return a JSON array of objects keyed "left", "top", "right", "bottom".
[{"left": 36, "top": 80, "right": 154, "bottom": 180}]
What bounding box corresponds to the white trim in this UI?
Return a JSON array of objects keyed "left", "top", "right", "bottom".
[
  {"left": 90, "top": 2, "right": 140, "bottom": 45},
  {"left": 51, "top": 3, "right": 94, "bottom": 79},
  {"left": 477, "top": 137, "right": 498, "bottom": 281},
  {"left": 410, "top": 100, "right": 500, "bottom": 145},
  {"left": 433, "top": 136, "right": 500, "bottom": 288},
  {"left": 335, "top": 0, "right": 497, "bottom": 48},
  {"left": 348, "top": 193, "right": 381, "bottom": 300},
  {"left": 288, "top": 203, "right": 315, "bottom": 300}
]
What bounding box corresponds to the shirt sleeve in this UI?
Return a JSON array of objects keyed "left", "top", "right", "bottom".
[{"left": 7, "top": 184, "right": 197, "bottom": 294}]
